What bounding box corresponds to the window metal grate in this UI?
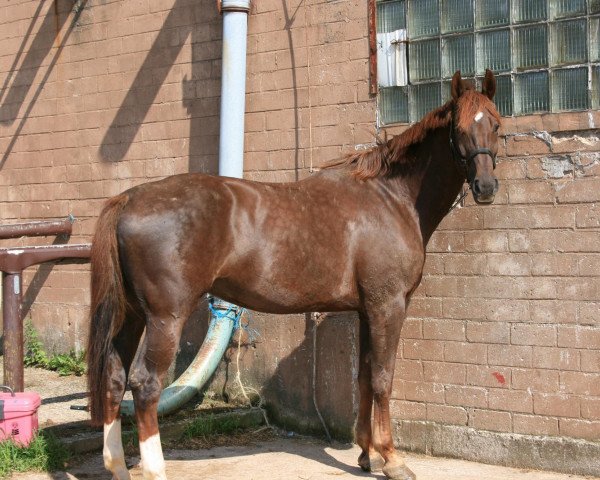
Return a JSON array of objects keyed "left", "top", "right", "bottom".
[
  {"left": 552, "top": 67, "right": 589, "bottom": 111},
  {"left": 550, "top": 0, "right": 587, "bottom": 19},
  {"left": 514, "top": 25, "right": 548, "bottom": 69},
  {"left": 515, "top": 71, "right": 550, "bottom": 114},
  {"left": 441, "top": 0, "right": 474, "bottom": 33},
  {"left": 409, "top": 39, "right": 441, "bottom": 81},
  {"left": 443, "top": 35, "right": 475, "bottom": 77},
  {"left": 551, "top": 19, "right": 588, "bottom": 65},
  {"left": 477, "top": 29, "right": 511, "bottom": 73},
  {"left": 408, "top": 0, "right": 439, "bottom": 38},
  {"left": 376, "top": 0, "right": 600, "bottom": 123},
  {"left": 380, "top": 86, "right": 409, "bottom": 124},
  {"left": 514, "top": 0, "right": 547, "bottom": 23},
  {"left": 476, "top": 0, "right": 510, "bottom": 28}
]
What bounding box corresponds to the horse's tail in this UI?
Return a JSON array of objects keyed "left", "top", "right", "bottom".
[{"left": 87, "top": 193, "right": 129, "bottom": 427}]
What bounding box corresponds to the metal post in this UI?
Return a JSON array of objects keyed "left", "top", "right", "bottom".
[{"left": 3, "top": 271, "right": 23, "bottom": 392}]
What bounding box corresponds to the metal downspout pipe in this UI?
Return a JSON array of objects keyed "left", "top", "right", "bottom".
[{"left": 121, "top": 0, "right": 251, "bottom": 418}]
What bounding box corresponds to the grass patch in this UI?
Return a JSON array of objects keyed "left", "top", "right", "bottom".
[
  {"left": 172, "top": 414, "right": 275, "bottom": 450},
  {"left": 24, "top": 321, "right": 86, "bottom": 376},
  {"left": 183, "top": 415, "right": 243, "bottom": 439},
  {"left": 0, "top": 431, "right": 71, "bottom": 478}
]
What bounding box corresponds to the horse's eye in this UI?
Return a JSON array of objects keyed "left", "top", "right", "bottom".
[{"left": 493, "top": 124, "right": 500, "bottom": 133}]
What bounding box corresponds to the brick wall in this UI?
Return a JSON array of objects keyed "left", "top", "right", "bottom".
[
  {"left": 393, "top": 112, "right": 600, "bottom": 444},
  {"left": 0, "top": 0, "right": 598, "bottom": 460}
]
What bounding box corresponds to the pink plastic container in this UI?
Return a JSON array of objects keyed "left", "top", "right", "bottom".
[{"left": 0, "top": 386, "right": 41, "bottom": 446}]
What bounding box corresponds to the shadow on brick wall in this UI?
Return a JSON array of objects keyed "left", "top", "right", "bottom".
[
  {"left": 100, "top": 0, "right": 221, "bottom": 175},
  {"left": 0, "top": 0, "right": 88, "bottom": 170}
]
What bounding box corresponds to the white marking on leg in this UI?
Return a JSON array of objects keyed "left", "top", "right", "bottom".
[
  {"left": 103, "top": 419, "right": 131, "bottom": 480},
  {"left": 474, "top": 111, "right": 484, "bottom": 122},
  {"left": 140, "top": 433, "right": 167, "bottom": 480}
]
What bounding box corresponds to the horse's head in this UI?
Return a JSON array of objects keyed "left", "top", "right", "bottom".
[{"left": 450, "top": 69, "right": 501, "bottom": 204}]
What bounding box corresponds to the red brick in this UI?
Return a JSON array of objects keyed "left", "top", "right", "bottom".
[
  {"left": 511, "top": 324, "right": 556, "bottom": 347},
  {"left": 463, "top": 231, "right": 508, "bottom": 253},
  {"left": 423, "top": 361, "right": 466, "bottom": 384},
  {"left": 467, "top": 365, "right": 511, "bottom": 389},
  {"left": 488, "top": 345, "right": 532, "bottom": 368},
  {"left": 483, "top": 205, "right": 575, "bottom": 230},
  {"left": 512, "top": 369, "right": 559, "bottom": 393},
  {"left": 558, "top": 326, "right": 600, "bottom": 348},
  {"left": 513, "top": 414, "right": 559, "bottom": 436},
  {"left": 559, "top": 418, "right": 600, "bottom": 441},
  {"left": 530, "top": 254, "right": 578, "bottom": 276},
  {"left": 427, "top": 404, "right": 468, "bottom": 426},
  {"left": 467, "top": 322, "right": 510, "bottom": 344},
  {"left": 489, "top": 389, "right": 533, "bottom": 413},
  {"left": 423, "top": 319, "right": 465, "bottom": 341},
  {"left": 534, "top": 393, "right": 580, "bottom": 417},
  {"left": 389, "top": 400, "right": 426, "bottom": 420},
  {"left": 444, "top": 298, "right": 529, "bottom": 322},
  {"left": 470, "top": 409, "right": 512, "bottom": 433},
  {"left": 444, "top": 342, "right": 487, "bottom": 365},
  {"left": 552, "top": 132, "right": 600, "bottom": 154},
  {"left": 581, "top": 351, "right": 600, "bottom": 373},
  {"left": 560, "top": 371, "right": 600, "bottom": 396},
  {"left": 506, "top": 134, "right": 551, "bottom": 156},
  {"left": 529, "top": 300, "right": 577, "bottom": 324},
  {"left": 532, "top": 347, "right": 579, "bottom": 371},
  {"left": 508, "top": 181, "right": 555, "bottom": 204},
  {"left": 407, "top": 297, "right": 442, "bottom": 318},
  {"left": 402, "top": 339, "right": 444, "bottom": 361},
  {"left": 395, "top": 359, "right": 424, "bottom": 381},
  {"left": 581, "top": 398, "right": 600, "bottom": 421},
  {"left": 398, "top": 381, "right": 445, "bottom": 403},
  {"left": 445, "top": 385, "right": 488, "bottom": 408}
]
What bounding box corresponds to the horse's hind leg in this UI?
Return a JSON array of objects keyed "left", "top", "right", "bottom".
[
  {"left": 103, "top": 314, "right": 145, "bottom": 480},
  {"left": 356, "top": 314, "right": 384, "bottom": 472},
  {"left": 367, "top": 297, "right": 416, "bottom": 480},
  {"left": 129, "top": 310, "right": 189, "bottom": 480}
]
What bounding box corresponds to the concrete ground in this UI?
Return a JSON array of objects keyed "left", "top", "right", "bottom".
[
  {"left": 5, "top": 361, "right": 599, "bottom": 480},
  {"left": 11, "top": 437, "right": 599, "bottom": 480}
]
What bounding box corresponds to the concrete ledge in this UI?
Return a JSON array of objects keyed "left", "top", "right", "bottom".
[{"left": 394, "top": 420, "right": 600, "bottom": 478}]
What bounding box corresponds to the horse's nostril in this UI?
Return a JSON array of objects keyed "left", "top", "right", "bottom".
[{"left": 472, "top": 179, "right": 481, "bottom": 195}]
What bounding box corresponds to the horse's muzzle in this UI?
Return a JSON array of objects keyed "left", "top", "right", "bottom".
[{"left": 472, "top": 176, "right": 499, "bottom": 204}]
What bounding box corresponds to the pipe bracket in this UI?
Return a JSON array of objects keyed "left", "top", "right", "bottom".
[{"left": 220, "top": 0, "right": 251, "bottom": 13}]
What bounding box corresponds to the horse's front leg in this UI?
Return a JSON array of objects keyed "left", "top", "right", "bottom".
[
  {"left": 356, "top": 314, "right": 384, "bottom": 472},
  {"left": 366, "top": 297, "right": 416, "bottom": 480}
]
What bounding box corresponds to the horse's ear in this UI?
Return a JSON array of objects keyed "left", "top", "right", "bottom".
[
  {"left": 451, "top": 71, "right": 463, "bottom": 100},
  {"left": 482, "top": 69, "right": 496, "bottom": 100}
]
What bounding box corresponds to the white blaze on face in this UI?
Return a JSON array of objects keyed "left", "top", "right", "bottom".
[
  {"left": 474, "top": 111, "right": 484, "bottom": 123},
  {"left": 140, "top": 433, "right": 167, "bottom": 480},
  {"left": 103, "top": 419, "right": 131, "bottom": 480}
]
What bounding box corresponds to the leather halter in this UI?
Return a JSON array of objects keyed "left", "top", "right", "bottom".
[{"left": 449, "top": 112, "right": 497, "bottom": 176}]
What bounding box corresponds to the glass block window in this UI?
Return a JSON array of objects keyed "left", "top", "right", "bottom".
[{"left": 375, "top": 0, "right": 600, "bottom": 124}]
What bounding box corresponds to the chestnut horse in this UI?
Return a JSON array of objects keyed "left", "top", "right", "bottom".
[{"left": 87, "top": 70, "right": 500, "bottom": 480}]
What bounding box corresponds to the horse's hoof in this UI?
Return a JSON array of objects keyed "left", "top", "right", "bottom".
[
  {"left": 369, "top": 452, "right": 385, "bottom": 472},
  {"left": 358, "top": 451, "right": 385, "bottom": 472},
  {"left": 382, "top": 463, "right": 416, "bottom": 480}
]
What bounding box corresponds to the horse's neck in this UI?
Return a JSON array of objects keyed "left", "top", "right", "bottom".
[{"left": 410, "top": 125, "right": 466, "bottom": 245}]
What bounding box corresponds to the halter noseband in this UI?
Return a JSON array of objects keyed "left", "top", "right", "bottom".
[{"left": 449, "top": 112, "right": 497, "bottom": 176}]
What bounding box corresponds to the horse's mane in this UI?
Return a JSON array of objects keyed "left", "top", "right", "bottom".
[{"left": 327, "top": 86, "right": 501, "bottom": 180}]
